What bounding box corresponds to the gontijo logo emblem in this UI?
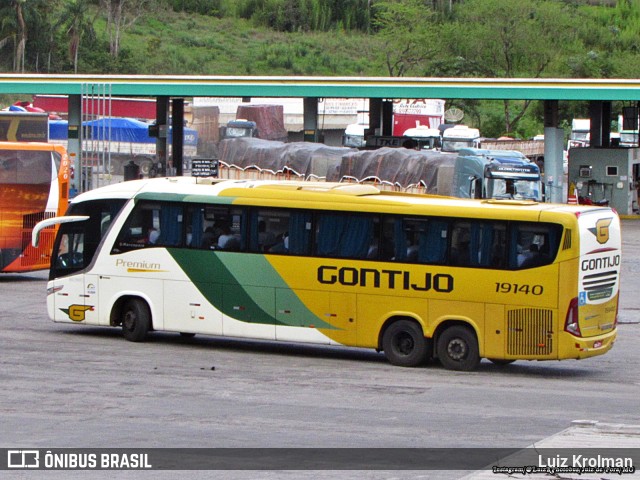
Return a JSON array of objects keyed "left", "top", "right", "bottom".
[
  {"left": 588, "top": 217, "right": 612, "bottom": 245},
  {"left": 60, "top": 305, "right": 94, "bottom": 321}
]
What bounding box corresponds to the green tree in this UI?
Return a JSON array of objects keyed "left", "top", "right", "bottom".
[
  {"left": 101, "top": 0, "right": 150, "bottom": 59},
  {"left": 58, "top": 0, "right": 96, "bottom": 73},
  {"left": 0, "top": 0, "right": 64, "bottom": 72},
  {"left": 439, "top": 0, "right": 581, "bottom": 134},
  {"left": 372, "top": 0, "right": 438, "bottom": 77},
  {"left": 0, "top": 0, "right": 30, "bottom": 71}
]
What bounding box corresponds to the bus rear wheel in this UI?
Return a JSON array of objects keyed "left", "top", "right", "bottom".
[
  {"left": 382, "top": 320, "right": 429, "bottom": 367},
  {"left": 121, "top": 299, "right": 150, "bottom": 342},
  {"left": 437, "top": 325, "right": 480, "bottom": 371}
]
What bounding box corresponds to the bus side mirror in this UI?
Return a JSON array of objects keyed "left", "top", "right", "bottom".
[{"left": 31, "top": 215, "right": 90, "bottom": 247}]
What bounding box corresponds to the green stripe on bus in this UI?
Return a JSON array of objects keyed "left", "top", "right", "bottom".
[
  {"left": 168, "top": 249, "right": 336, "bottom": 329},
  {"left": 136, "top": 192, "right": 235, "bottom": 204}
]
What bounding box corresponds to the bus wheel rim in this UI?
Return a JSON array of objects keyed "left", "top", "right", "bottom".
[
  {"left": 394, "top": 332, "right": 415, "bottom": 356},
  {"left": 447, "top": 338, "right": 467, "bottom": 360},
  {"left": 123, "top": 311, "right": 136, "bottom": 331}
]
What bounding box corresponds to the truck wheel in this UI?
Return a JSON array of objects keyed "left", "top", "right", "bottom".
[
  {"left": 140, "top": 160, "right": 153, "bottom": 176},
  {"left": 382, "top": 320, "right": 429, "bottom": 367},
  {"left": 437, "top": 325, "right": 480, "bottom": 371},
  {"left": 121, "top": 299, "right": 150, "bottom": 342}
]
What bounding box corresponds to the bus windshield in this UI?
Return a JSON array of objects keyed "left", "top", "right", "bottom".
[{"left": 0, "top": 149, "right": 54, "bottom": 184}]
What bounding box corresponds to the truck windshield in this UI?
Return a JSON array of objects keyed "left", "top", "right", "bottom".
[
  {"left": 620, "top": 132, "right": 638, "bottom": 145},
  {"left": 343, "top": 134, "right": 365, "bottom": 148},
  {"left": 441, "top": 139, "right": 474, "bottom": 152},
  {"left": 226, "top": 127, "right": 252, "bottom": 137},
  {"left": 571, "top": 131, "right": 589, "bottom": 142},
  {"left": 487, "top": 179, "right": 542, "bottom": 201}
]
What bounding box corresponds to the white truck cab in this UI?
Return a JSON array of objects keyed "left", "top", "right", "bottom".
[{"left": 441, "top": 125, "right": 481, "bottom": 152}]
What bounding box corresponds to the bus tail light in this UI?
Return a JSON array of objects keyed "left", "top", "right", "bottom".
[{"left": 564, "top": 297, "right": 582, "bottom": 337}]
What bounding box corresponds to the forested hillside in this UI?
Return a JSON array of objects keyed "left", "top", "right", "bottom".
[{"left": 2, "top": 0, "right": 639, "bottom": 137}]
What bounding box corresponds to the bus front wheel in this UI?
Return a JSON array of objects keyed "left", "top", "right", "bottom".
[
  {"left": 121, "top": 299, "right": 150, "bottom": 342},
  {"left": 437, "top": 325, "right": 480, "bottom": 371},
  {"left": 382, "top": 320, "right": 429, "bottom": 367}
]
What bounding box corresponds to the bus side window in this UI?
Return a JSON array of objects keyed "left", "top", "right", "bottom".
[
  {"left": 378, "top": 217, "right": 397, "bottom": 261},
  {"left": 112, "top": 201, "right": 160, "bottom": 252},
  {"left": 398, "top": 218, "right": 449, "bottom": 265},
  {"left": 315, "top": 213, "right": 373, "bottom": 259},
  {"left": 511, "top": 222, "right": 562, "bottom": 269},
  {"left": 55, "top": 231, "right": 84, "bottom": 269},
  {"left": 153, "top": 203, "right": 182, "bottom": 247},
  {"left": 253, "top": 209, "right": 312, "bottom": 256},
  {"left": 195, "top": 207, "right": 246, "bottom": 252},
  {"left": 249, "top": 210, "right": 283, "bottom": 253},
  {"left": 488, "top": 224, "right": 508, "bottom": 268},
  {"left": 284, "top": 211, "right": 311, "bottom": 255},
  {"left": 424, "top": 220, "right": 448, "bottom": 264},
  {"left": 450, "top": 222, "right": 471, "bottom": 266},
  {"left": 476, "top": 221, "right": 507, "bottom": 268}
]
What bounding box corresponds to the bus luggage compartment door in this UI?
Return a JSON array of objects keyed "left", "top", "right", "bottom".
[
  {"left": 164, "top": 280, "right": 222, "bottom": 336},
  {"left": 275, "top": 289, "right": 356, "bottom": 346}
]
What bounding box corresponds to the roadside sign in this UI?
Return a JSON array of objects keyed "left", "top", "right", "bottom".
[{"left": 191, "top": 158, "right": 219, "bottom": 177}]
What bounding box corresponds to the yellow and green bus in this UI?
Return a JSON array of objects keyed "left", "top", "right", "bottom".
[{"left": 33, "top": 177, "right": 621, "bottom": 371}]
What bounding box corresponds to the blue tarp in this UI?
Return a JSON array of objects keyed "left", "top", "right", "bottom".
[{"left": 49, "top": 118, "right": 198, "bottom": 146}]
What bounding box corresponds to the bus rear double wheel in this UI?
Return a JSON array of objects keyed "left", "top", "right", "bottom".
[
  {"left": 436, "top": 325, "right": 480, "bottom": 371},
  {"left": 382, "top": 319, "right": 431, "bottom": 367}
]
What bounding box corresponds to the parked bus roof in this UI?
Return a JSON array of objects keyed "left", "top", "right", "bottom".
[
  {"left": 0, "top": 141, "right": 65, "bottom": 151},
  {"left": 71, "top": 177, "right": 603, "bottom": 221}
]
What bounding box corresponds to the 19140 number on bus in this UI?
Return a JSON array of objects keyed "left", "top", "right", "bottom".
[{"left": 495, "top": 282, "right": 543, "bottom": 295}]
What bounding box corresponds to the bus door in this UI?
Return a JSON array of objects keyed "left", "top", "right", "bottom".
[
  {"left": 50, "top": 223, "right": 100, "bottom": 325},
  {"left": 48, "top": 199, "right": 127, "bottom": 326}
]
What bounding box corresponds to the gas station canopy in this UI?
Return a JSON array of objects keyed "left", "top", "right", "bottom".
[{"left": 2, "top": 74, "right": 640, "bottom": 100}]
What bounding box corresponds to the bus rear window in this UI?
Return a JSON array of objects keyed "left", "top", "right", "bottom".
[{"left": 513, "top": 223, "right": 562, "bottom": 269}]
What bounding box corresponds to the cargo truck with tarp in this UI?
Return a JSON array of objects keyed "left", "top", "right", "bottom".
[
  {"left": 218, "top": 137, "right": 355, "bottom": 181},
  {"left": 336, "top": 147, "right": 542, "bottom": 200},
  {"left": 336, "top": 147, "right": 455, "bottom": 194}
]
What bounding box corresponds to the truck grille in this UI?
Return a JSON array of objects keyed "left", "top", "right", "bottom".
[{"left": 507, "top": 308, "right": 554, "bottom": 356}]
